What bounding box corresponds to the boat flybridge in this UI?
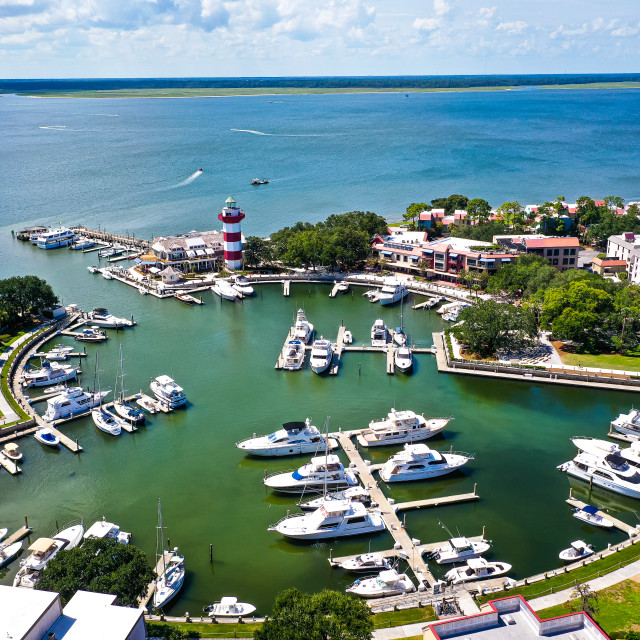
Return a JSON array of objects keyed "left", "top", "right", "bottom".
[
  {"left": 426, "top": 537, "right": 491, "bottom": 565},
  {"left": 231, "top": 275, "right": 254, "bottom": 296},
  {"left": 150, "top": 375, "right": 187, "bottom": 408},
  {"left": 379, "top": 443, "right": 472, "bottom": 482},
  {"left": 335, "top": 552, "right": 392, "bottom": 573},
  {"left": 20, "top": 361, "right": 78, "bottom": 388},
  {"left": 292, "top": 309, "right": 314, "bottom": 344},
  {"left": 559, "top": 540, "right": 594, "bottom": 562},
  {"left": 268, "top": 500, "right": 385, "bottom": 540},
  {"left": 357, "top": 408, "right": 450, "bottom": 448},
  {"left": 85, "top": 308, "right": 135, "bottom": 328},
  {"left": 298, "top": 486, "right": 371, "bottom": 511},
  {"left": 444, "top": 558, "right": 512, "bottom": 584},
  {"left": 282, "top": 340, "right": 305, "bottom": 371},
  {"left": 571, "top": 437, "right": 640, "bottom": 471},
  {"left": 371, "top": 319, "right": 388, "bottom": 347},
  {"left": 43, "top": 386, "right": 110, "bottom": 422},
  {"left": 263, "top": 454, "right": 359, "bottom": 494},
  {"left": 84, "top": 518, "right": 131, "bottom": 544},
  {"left": 377, "top": 278, "right": 408, "bottom": 306},
  {"left": 611, "top": 408, "right": 640, "bottom": 439},
  {"left": 309, "top": 338, "right": 333, "bottom": 374},
  {"left": 346, "top": 568, "right": 415, "bottom": 598},
  {"left": 236, "top": 419, "right": 338, "bottom": 457}
]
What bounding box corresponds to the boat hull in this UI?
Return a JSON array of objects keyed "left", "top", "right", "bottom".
[
  {"left": 238, "top": 439, "right": 338, "bottom": 457},
  {"left": 273, "top": 522, "right": 385, "bottom": 540},
  {"left": 564, "top": 461, "right": 640, "bottom": 500}
]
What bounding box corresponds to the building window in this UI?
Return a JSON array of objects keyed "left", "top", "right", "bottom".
[
  {"left": 569, "top": 258, "right": 575, "bottom": 264},
  {"left": 564, "top": 249, "right": 570, "bottom": 255},
  {"left": 435, "top": 253, "right": 445, "bottom": 260},
  {"left": 552, "top": 258, "right": 559, "bottom": 265},
  {"left": 570, "top": 248, "right": 576, "bottom": 255},
  {"left": 546, "top": 249, "right": 553, "bottom": 256},
  {"left": 562, "top": 258, "right": 569, "bottom": 265},
  {"left": 553, "top": 249, "right": 560, "bottom": 256},
  {"left": 403, "top": 255, "right": 408, "bottom": 262},
  {"left": 435, "top": 262, "right": 444, "bottom": 270},
  {"left": 467, "top": 259, "right": 476, "bottom": 265}
]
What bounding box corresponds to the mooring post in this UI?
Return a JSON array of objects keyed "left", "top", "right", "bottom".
[
  {"left": 473, "top": 482, "right": 477, "bottom": 496},
  {"left": 24, "top": 515, "right": 29, "bottom": 528},
  {"left": 210, "top": 543, "right": 213, "bottom": 562}
]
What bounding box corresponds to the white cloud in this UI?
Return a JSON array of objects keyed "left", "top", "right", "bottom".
[
  {"left": 479, "top": 6, "right": 496, "bottom": 19},
  {"left": 495, "top": 20, "right": 527, "bottom": 34},
  {"left": 413, "top": 16, "right": 440, "bottom": 31},
  {"left": 433, "top": 0, "right": 450, "bottom": 17},
  {"left": 611, "top": 23, "right": 638, "bottom": 37}
]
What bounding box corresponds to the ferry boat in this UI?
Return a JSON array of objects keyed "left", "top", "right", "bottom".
[
  {"left": 335, "top": 552, "right": 392, "bottom": 573},
  {"left": 292, "top": 309, "right": 314, "bottom": 344},
  {"left": 150, "top": 375, "right": 187, "bottom": 408},
  {"left": 263, "top": 454, "right": 359, "bottom": 494},
  {"left": 298, "top": 486, "right": 371, "bottom": 511},
  {"left": 20, "top": 361, "right": 78, "bottom": 388},
  {"left": 268, "top": 501, "right": 385, "bottom": 540},
  {"left": 282, "top": 340, "right": 305, "bottom": 371},
  {"left": 559, "top": 540, "right": 594, "bottom": 562},
  {"left": 394, "top": 346, "right": 413, "bottom": 373},
  {"left": 346, "top": 569, "right": 415, "bottom": 598},
  {"left": 204, "top": 597, "right": 256, "bottom": 618},
  {"left": 379, "top": 443, "right": 473, "bottom": 483},
  {"left": 231, "top": 275, "right": 254, "bottom": 296},
  {"left": 36, "top": 227, "right": 75, "bottom": 249},
  {"left": 377, "top": 278, "right": 408, "bottom": 306},
  {"left": 69, "top": 236, "right": 95, "bottom": 250},
  {"left": 85, "top": 308, "right": 135, "bottom": 328},
  {"left": 611, "top": 409, "right": 640, "bottom": 439},
  {"left": 211, "top": 280, "right": 238, "bottom": 301},
  {"left": 84, "top": 518, "right": 131, "bottom": 544},
  {"left": 75, "top": 326, "right": 108, "bottom": 342},
  {"left": 309, "top": 338, "right": 333, "bottom": 374},
  {"left": 43, "top": 386, "right": 110, "bottom": 422},
  {"left": 356, "top": 409, "right": 450, "bottom": 448},
  {"left": 236, "top": 419, "right": 338, "bottom": 457},
  {"left": 426, "top": 537, "right": 491, "bottom": 565},
  {"left": 444, "top": 558, "right": 511, "bottom": 584},
  {"left": 370, "top": 319, "right": 388, "bottom": 346}
]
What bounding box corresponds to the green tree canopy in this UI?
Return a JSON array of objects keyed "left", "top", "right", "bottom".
[
  {"left": 486, "top": 254, "right": 557, "bottom": 300},
  {"left": 403, "top": 203, "right": 429, "bottom": 228},
  {"left": 466, "top": 198, "right": 491, "bottom": 223},
  {"left": 36, "top": 538, "right": 155, "bottom": 607},
  {"left": 0, "top": 275, "right": 58, "bottom": 330},
  {"left": 254, "top": 588, "right": 373, "bottom": 640},
  {"left": 243, "top": 236, "right": 272, "bottom": 268},
  {"left": 449, "top": 221, "right": 506, "bottom": 243},
  {"left": 431, "top": 194, "right": 469, "bottom": 215}
]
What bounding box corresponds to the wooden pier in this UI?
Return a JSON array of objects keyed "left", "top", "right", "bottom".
[
  {"left": 386, "top": 346, "right": 395, "bottom": 375},
  {"left": 566, "top": 495, "right": 636, "bottom": 535},
  {"left": 30, "top": 351, "right": 87, "bottom": 360},
  {"left": 3, "top": 526, "right": 33, "bottom": 547},
  {"left": 329, "top": 282, "right": 341, "bottom": 298},
  {"left": 394, "top": 486, "right": 479, "bottom": 512},
  {"left": 413, "top": 297, "right": 440, "bottom": 310},
  {"left": 283, "top": 280, "right": 290, "bottom": 297},
  {"left": 140, "top": 550, "right": 174, "bottom": 608},
  {"left": 607, "top": 425, "right": 637, "bottom": 444},
  {"left": 329, "top": 325, "right": 347, "bottom": 375},
  {"left": 0, "top": 451, "right": 21, "bottom": 474},
  {"left": 43, "top": 421, "right": 83, "bottom": 453},
  {"left": 137, "top": 393, "right": 171, "bottom": 414},
  {"left": 71, "top": 226, "right": 151, "bottom": 252}
]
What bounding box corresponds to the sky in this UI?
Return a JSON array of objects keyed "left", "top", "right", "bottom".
[{"left": 1, "top": 0, "right": 639, "bottom": 79}]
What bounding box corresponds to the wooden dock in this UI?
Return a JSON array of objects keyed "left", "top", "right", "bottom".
[
  {"left": 329, "top": 325, "right": 346, "bottom": 375},
  {"left": 329, "top": 282, "right": 341, "bottom": 298},
  {"left": 283, "top": 280, "right": 290, "bottom": 296},
  {"left": 386, "top": 345, "right": 395, "bottom": 375},
  {"left": 394, "top": 487, "right": 479, "bottom": 512},
  {"left": 566, "top": 496, "right": 636, "bottom": 535},
  {"left": 3, "top": 526, "right": 33, "bottom": 547},
  {"left": 140, "top": 550, "right": 175, "bottom": 608},
  {"left": 0, "top": 451, "right": 21, "bottom": 474},
  {"left": 40, "top": 420, "right": 83, "bottom": 453},
  {"left": 607, "top": 426, "right": 637, "bottom": 443},
  {"left": 30, "top": 351, "right": 87, "bottom": 360},
  {"left": 413, "top": 297, "right": 440, "bottom": 310},
  {"left": 137, "top": 393, "right": 171, "bottom": 414}
]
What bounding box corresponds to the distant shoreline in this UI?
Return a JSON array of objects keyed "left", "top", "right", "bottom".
[{"left": 5, "top": 81, "right": 640, "bottom": 99}]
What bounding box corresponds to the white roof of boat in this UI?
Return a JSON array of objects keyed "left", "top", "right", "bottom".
[
  {"left": 405, "top": 443, "right": 432, "bottom": 454},
  {"left": 451, "top": 537, "right": 470, "bottom": 546},
  {"left": 311, "top": 454, "right": 341, "bottom": 465},
  {"left": 29, "top": 537, "right": 57, "bottom": 552},
  {"left": 220, "top": 596, "right": 238, "bottom": 605},
  {"left": 571, "top": 540, "right": 588, "bottom": 549},
  {"left": 155, "top": 375, "right": 176, "bottom": 385},
  {"left": 84, "top": 521, "right": 117, "bottom": 538},
  {"left": 379, "top": 569, "right": 400, "bottom": 581},
  {"left": 467, "top": 558, "right": 488, "bottom": 569}
]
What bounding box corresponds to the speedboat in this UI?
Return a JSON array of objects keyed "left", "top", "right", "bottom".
[
  {"left": 336, "top": 281, "right": 349, "bottom": 293},
  {"left": 153, "top": 547, "right": 185, "bottom": 610},
  {"left": 0, "top": 541, "right": 23, "bottom": 568},
  {"left": 282, "top": 340, "right": 305, "bottom": 371},
  {"left": 393, "top": 328, "right": 407, "bottom": 347},
  {"left": 75, "top": 326, "right": 107, "bottom": 342},
  {"left": 101, "top": 269, "right": 114, "bottom": 280},
  {"left": 236, "top": 419, "right": 338, "bottom": 457},
  {"left": 150, "top": 375, "right": 187, "bottom": 408},
  {"left": 269, "top": 501, "right": 385, "bottom": 540},
  {"left": 44, "top": 344, "right": 75, "bottom": 361},
  {"left": 309, "top": 338, "right": 333, "bottom": 374},
  {"left": 335, "top": 552, "right": 392, "bottom": 573},
  {"left": 91, "top": 407, "right": 123, "bottom": 436},
  {"left": 2, "top": 442, "right": 23, "bottom": 461},
  {"left": 69, "top": 236, "right": 95, "bottom": 250},
  {"left": 298, "top": 486, "right": 371, "bottom": 511},
  {"left": 377, "top": 278, "right": 408, "bottom": 306},
  {"left": 379, "top": 443, "right": 472, "bottom": 482},
  {"left": 292, "top": 309, "right": 314, "bottom": 344},
  {"left": 559, "top": 540, "right": 594, "bottom": 562},
  {"left": 84, "top": 518, "right": 131, "bottom": 544},
  {"left": 371, "top": 319, "right": 388, "bottom": 346},
  {"left": 611, "top": 409, "right": 640, "bottom": 439},
  {"left": 231, "top": 275, "right": 254, "bottom": 296},
  {"left": 85, "top": 308, "right": 135, "bottom": 328},
  {"left": 346, "top": 569, "right": 415, "bottom": 598},
  {"left": 14, "top": 521, "right": 84, "bottom": 588},
  {"left": 426, "top": 537, "right": 491, "bottom": 565},
  {"left": 98, "top": 245, "right": 125, "bottom": 258},
  {"left": 20, "top": 361, "right": 78, "bottom": 388},
  {"left": 33, "top": 429, "right": 59, "bottom": 447},
  {"left": 394, "top": 346, "right": 413, "bottom": 373},
  {"left": 43, "top": 386, "right": 110, "bottom": 422},
  {"left": 343, "top": 330, "right": 353, "bottom": 344},
  {"left": 250, "top": 178, "right": 269, "bottom": 185},
  {"left": 211, "top": 280, "right": 238, "bottom": 301},
  {"left": 572, "top": 505, "right": 614, "bottom": 528},
  {"left": 204, "top": 597, "right": 256, "bottom": 617},
  {"left": 87, "top": 265, "right": 100, "bottom": 274},
  {"left": 264, "top": 454, "right": 359, "bottom": 494},
  {"left": 36, "top": 227, "right": 75, "bottom": 249},
  {"left": 445, "top": 558, "right": 511, "bottom": 584},
  {"left": 357, "top": 409, "right": 450, "bottom": 448},
  {"left": 136, "top": 395, "right": 158, "bottom": 414},
  {"left": 363, "top": 289, "right": 380, "bottom": 301}
]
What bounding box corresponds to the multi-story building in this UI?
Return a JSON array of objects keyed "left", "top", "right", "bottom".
[
  {"left": 493, "top": 235, "right": 579, "bottom": 271},
  {"left": 606, "top": 232, "right": 640, "bottom": 283},
  {"left": 150, "top": 230, "right": 225, "bottom": 273},
  {"left": 591, "top": 256, "right": 628, "bottom": 278}
]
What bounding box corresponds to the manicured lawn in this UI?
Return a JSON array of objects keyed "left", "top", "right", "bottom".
[
  {"left": 372, "top": 606, "right": 437, "bottom": 628},
  {"left": 536, "top": 579, "right": 640, "bottom": 639},
  {"left": 557, "top": 349, "right": 640, "bottom": 373}
]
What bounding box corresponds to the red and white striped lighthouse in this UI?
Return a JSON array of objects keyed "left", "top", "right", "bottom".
[{"left": 218, "top": 196, "right": 245, "bottom": 270}]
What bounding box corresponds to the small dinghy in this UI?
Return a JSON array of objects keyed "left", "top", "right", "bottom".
[
  {"left": 572, "top": 505, "right": 614, "bottom": 529},
  {"left": 559, "top": 540, "right": 594, "bottom": 562},
  {"left": 336, "top": 552, "right": 392, "bottom": 573},
  {"left": 2, "top": 442, "right": 23, "bottom": 461},
  {"left": 34, "top": 429, "right": 59, "bottom": 447},
  {"left": 204, "top": 596, "right": 256, "bottom": 618}
]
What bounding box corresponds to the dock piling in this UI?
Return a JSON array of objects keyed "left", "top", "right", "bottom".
[
  {"left": 210, "top": 543, "right": 213, "bottom": 562},
  {"left": 24, "top": 515, "right": 28, "bottom": 528}
]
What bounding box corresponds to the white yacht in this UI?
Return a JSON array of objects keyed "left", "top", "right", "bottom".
[
  {"left": 204, "top": 597, "right": 256, "bottom": 618},
  {"left": 87, "top": 265, "right": 100, "bottom": 274},
  {"left": 335, "top": 552, "right": 392, "bottom": 573},
  {"left": 85, "top": 308, "right": 135, "bottom": 328},
  {"left": 212, "top": 280, "right": 238, "bottom": 301},
  {"left": 377, "top": 278, "right": 408, "bottom": 306},
  {"left": 231, "top": 275, "right": 255, "bottom": 296},
  {"left": 153, "top": 548, "right": 185, "bottom": 610},
  {"left": 343, "top": 329, "right": 353, "bottom": 344},
  {"left": 346, "top": 569, "right": 415, "bottom": 598},
  {"left": 394, "top": 346, "right": 413, "bottom": 373},
  {"left": 0, "top": 541, "right": 23, "bottom": 569},
  {"left": 309, "top": 338, "right": 333, "bottom": 374},
  {"left": 91, "top": 407, "right": 123, "bottom": 436},
  {"left": 69, "top": 236, "right": 95, "bottom": 250},
  {"left": 571, "top": 437, "right": 640, "bottom": 471},
  {"left": 75, "top": 326, "right": 108, "bottom": 342},
  {"left": 33, "top": 429, "right": 59, "bottom": 447},
  {"left": 150, "top": 375, "right": 187, "bottom": 409},
  {"left": 36, "top": 227, "right": 75, "bottom": 249},
  {"left": 292, "top": 309, "right": 314, "bottom": 344},
  {"left": 299, "top": 486, "right": 371, "bottom": 512},
  {"left": 263, "top": 454, "right": 359, "bottom": 494},
  {"left": 14, "top": 522, "right": 84, "bottom": 588},
  {"left": 44, "top": 344, "right": 75, "bottom": 361},
  {"left": 379, "top": 443, "right": 472, "bottom": 483},
  {"left": 21, "top": 361, "right": 78, "bottom": 388},
  {"left": 371, "top": 319, "right": 388, "bottom": 346},
  {"left": 426, "top": 537, "right": 491, "bottom": 565},
  {"left": 445, "top": 558, "right": 511, "bottom": 584},
  {"left": 336, "top": 281, "right": 349, "bottom": 293},
  {"left": 101, "top": 269, "right": 114, "bottom": 280},
  {"left": 282, "top": 340, "right": 305, "bottom": 371},
  {"left": 611, "top": 409, "right": 640, "bottom": 439},
  {"left": 357, "top": 409, "right": 450, "bottom": 448},
  {"left": 393, "top": 327, "right": 407, "bottom": 347},
  {"left": 84, "top": 518, "right": 131, "bottom": 544},
  {"left": 269, "top": 501, "right": 385, "bottom": 540},
  {"left": 559, "top": 540, "right": 594, "bottom": 562},
  {"left": 236, "top": 419, "right": 338, "bottom": 457},
  {"left": 572, "top": 505, "right": 614, "bottom": 528},
  {"left": 43, "top": 386, "right": 110, "bottom": 422},
  {"left": 113, "top": 346, "right": 145, "bottom": 425}
]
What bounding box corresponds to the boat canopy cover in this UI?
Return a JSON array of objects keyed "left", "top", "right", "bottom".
[
  {"left": 220, "top": 597, "right": 238, "bottom": 606},
  {"left": 283, "top": 421, "right": 306, "bottom": 432},
  {"left": 4, "top": 443, "right": 19, "bottom": 452},
  {"left": 581, "top": 505, "right": 599, "bottom": 515},
  {"left": 379, "top": 569, "right": 400, "bottom": 583},
  {"left": 467, "top": 558, "right": 488, "bottom": 569},
  {"left": 29, "top": 538, "right": 56, "bottom": 552},
  {"left": 571, "top": 540, "right": 588, "bottom": 550}
]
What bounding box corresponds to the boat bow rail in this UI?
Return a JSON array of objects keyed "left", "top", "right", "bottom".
[
  {"left": 268, "top": 512, "right": 307, "bottom": 529},
  {"left": 264, "top": 468, "right": 297, "bottom": 481},
  {"left": 52, "top": 517, "right": 84, "bottom": 536}
]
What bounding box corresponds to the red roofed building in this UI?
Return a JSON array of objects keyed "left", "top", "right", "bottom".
[
  {"left": 591, "top": 256, "right": 628, "bottom": 277},
  {"left": 493, "top": 235, "right": 579, "bottom": 271}
]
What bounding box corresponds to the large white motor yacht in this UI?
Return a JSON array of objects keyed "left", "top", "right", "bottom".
[
  {"left": 571, "top": 437, "right": 640, "bottom": 471},
  {"left": 379, "top": 443, "right": 473, "bottom": 483},
  {"left": 150, "top": 375, "right": 187, "bottom": 408},
  {"left": 43, "top": 386, "right": 110, "bottom": 421},
  {"left": 21, "top": 361, "right": 78, "bottom": 388},
  {"left": 36, "top": 227, "right": 75, "bottom": 249},
  {"left": 44, "top": 344, "right": 75, "bottom": 361},
  {"left": 346, "top": 569, "right": 415, "bottom": 598},
  {"left": 282, "top": 340, "right": 305, "bottom": 371},
  {"left": 377, "top": 278, "right": 408, "bottom": 306},
  {"left": 370, "top": 319, "right": 388, "bottom": 347},
  {"left": 14, "top": 521, "right": 84, "bottom": 588},
  {"left": 85, "top": 308, "right": 135, "bottom": 328},
  {"left": 298, "top": 486, "right": 371, "bottom": 511},
  {"left": 335, "top": 552, "right": 392, "bottom": 573},
  {"left": 309, "top": 338, "right": 333, "bottom": 374},
  {"left": 611, "top": 409, "right": 640, "bottom": 439},
  {"left": 292, "top": 309, "right": 314, "bottom": 344},
  {"left": 426, "top": 537, "right": 491, "bottom": 565},
  {"left": 394, "top": 346, "right": 413, "bottom": 373},
  {"left": 357, "top": 409, "right": 450, "bottom": 448},
  {"left": 263, "top": 454, "right": 359, "bottom": 493},
  {"left": 211, "top": 280, "right": 238, "bottom": 301},
  {"left": 445, "top": 558, "right": 511, "bottom": 584},
  {"left": 84, "top": 518, "right": 131, "bottom": 544},
  {"left": 231, "top": 275, "right": 254, "bottom": 296},
  {"left": 236, "top": 419, "right": 338, "bottom": 457},
  {"left": 269, "top": 500, "right": 385, "bottom": 540},
  {"left": 153, "top": 548, "right": 185, "bottom": 610}
]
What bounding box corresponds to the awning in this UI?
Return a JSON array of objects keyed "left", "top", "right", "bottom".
[
  {"left": 133, "top": 258, "right": 142, "bottom": 264},
  {"left": 149, "top": 267, "right": 161, "bottom": 274},
  {"left": 421, "top": 248, "right": 434, "bottom": 254},
  {"left": 479, "top": 258, "right": 495, "bottom": 263},
  {"left": 186, "top": 250, "right": 196, "bottom": 258},
  {"left": 196, "top": 249, "right": 206, "bottom": 257},
  {"left": 411, "top": 256, "right": 419, "bottom": 261},
  {"left": 501, "top": 258, "right": 511, "bottom": 262},
  {"left": 448, "top": 253, "right": 458, "bottom": 258},
  {"left": 381, "top": 251, "right": 393, "bottom": 256},
  {"left": 205, "top": 248, "right": 215, "bottom": 255}
]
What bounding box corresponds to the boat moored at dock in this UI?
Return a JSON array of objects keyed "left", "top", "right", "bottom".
[
  {"left": 377, "top": 278, "right": 408, "bottom": 306},
  {"left": 334, "top": 552, "right": 392, "bottom": 573},
  {"left": 35, "top": 227, "right": 75, "bottom": 249},
  {"left": 43, "top": 344, "right": 75, "bottom": 361},
  {"left": 282, "top": 340, "right": 305, "bottom": 371},
  {"left": 426, "top": 537, "right": 491, "bottom": 564},
  {"left": 84, "top": 518, "right": 131, "bottom": 544},
  {"left": 21, "top": 361, "right": 78, "bottom": 388},
  {"left": 33, "top": 429, "right": 60, "bottom": 447},
  {"left": 379, "top": 443, "right": 473, "bottom": 482},
  {"left": 0, "top": 541, "right": 23, "bottom": 568},
  {"left": 42, "top": 386, "right": 110, "bottom": 422},
  {"left": 309, "top": 338, "right": 333, "bottom": 374},
  {"left": 298, "top": 485, "right": 371, "bottom": 511},
  {"left": 611, "top": 409, "right": 640, "bottom": 439},
  {"left": 69, "top": 236, "right": 95, "bottom": 250},
  {"left": 292, "top": 309, "right": 314, "bottom": 343},
  {"left": 75, "top": 326, "right": 108, "bottom": 342},
  {"left": 356, "top": 409, "right": 450, "bottom": 448},
  {"left": 370, "top": 319, "right": 388, "bottom": 347},
  {"left": 559, "top": 540, "right": 594, "bottom": 562},
  {"left": 394, "top": 346, "right": 413, "bottom": 373},
  {"left": 444, "top": 558, "right": 511, "bottom": 584},
  {"left": 85, "top": 308, "right": 135, "bottom": 328},
  {"left": 204, "top": 597, "right": 256, "bottom": 617},
  {"left": 2, "top": 442, "right": 23, "bottom": 461},
  {"left": 346, "top": 569, "right": 415, "bottom": 598},
  {"left": 572, "top": 505, "right": 614, "bottom": 528},
  {"left": 231, "top": 275, "right": 254, "bottom": 296},
  {"left": 150, "top": 375, "right": 187, "bottom": 408}
]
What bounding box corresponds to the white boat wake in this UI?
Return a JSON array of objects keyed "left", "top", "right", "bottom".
[
  {"left": 231, "top": 128, "right": 332, "bottom": 138},
  {"left": 231, "top": 128, "right": 272, "bottom": 136},
  {"left": 39, "top": 125, "right": 68, "bottom": 130},
  {"left": 170, "top": 170, "right": 204, "bottom": 189}
]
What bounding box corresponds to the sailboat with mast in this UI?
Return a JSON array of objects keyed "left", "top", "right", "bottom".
[
  {"left": 113, "top": 345, "right": 146, "bottom": 425},
  {"left": 394, "top": 297, "right": 413, "bottom": 373},
  {"left": 153, "top": 498, "right": 185, "bottom": 611},
  {"left": 91, "top": 352, "right": 124, "bottom": 436}
]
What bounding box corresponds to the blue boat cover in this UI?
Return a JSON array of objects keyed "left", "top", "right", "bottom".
[
  {"left": 582, "top": 505, "right": 599, "bottom": 515},
  {"left": 292, "top": 470, "right": 305, "bottom": 481}
]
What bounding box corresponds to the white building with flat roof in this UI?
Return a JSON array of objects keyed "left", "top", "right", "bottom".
[{"left": 606, "top": 232, "right": 640, "bottom": 283}]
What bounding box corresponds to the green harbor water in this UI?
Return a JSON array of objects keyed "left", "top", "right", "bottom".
[{"left": 0, "top": 238, "right": 638, "bottom": 614}]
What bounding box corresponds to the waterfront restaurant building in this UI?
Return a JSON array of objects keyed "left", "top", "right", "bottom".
[{"left": 150, "top": 230, "right": 226, "bottom": 273}]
